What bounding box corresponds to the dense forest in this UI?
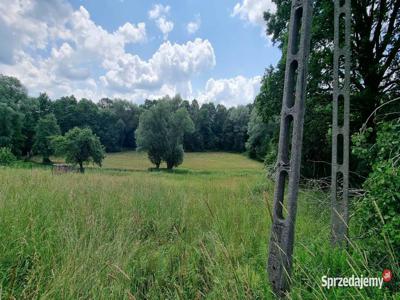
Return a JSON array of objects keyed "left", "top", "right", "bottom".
[
  {"left": 257, "top": 0, "right": 400, "bottom": 181},
  {"left": 0, "top": 74, "right": 274, "bottom": 163}
]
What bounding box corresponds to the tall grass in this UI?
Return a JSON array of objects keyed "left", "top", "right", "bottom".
[{"left": 0, "top": 153, "right": 397, "bottom": 299}]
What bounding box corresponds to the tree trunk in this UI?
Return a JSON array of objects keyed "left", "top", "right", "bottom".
[
  {"left": 166, "top": 162, "right": 173, "bottom": 170},
  {"left": 42, "top": 156, "right": 51, "bottom": 164},
  {"left": 155, "top": 162, "right": 160, "bottom": 169},
  {"left": 79, "top": 162, "right": 85, "bottom": 173}
]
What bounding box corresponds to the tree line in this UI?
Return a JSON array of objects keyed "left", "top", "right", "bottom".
[{"left": 0, "top": 74, "right": 273, "bottom": 165}]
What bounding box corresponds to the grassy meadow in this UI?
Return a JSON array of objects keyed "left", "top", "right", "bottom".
[{"left": 0, "top": 152, "right": 396, "bottom": 299}]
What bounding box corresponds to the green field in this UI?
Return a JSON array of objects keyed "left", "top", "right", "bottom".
[{"left": 0, "top": 152, "right": 394, "bottom": 299}]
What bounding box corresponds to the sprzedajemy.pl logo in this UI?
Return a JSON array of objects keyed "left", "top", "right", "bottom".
[{"left": 321, "top": 269, "right": 393, "bottom": 289}]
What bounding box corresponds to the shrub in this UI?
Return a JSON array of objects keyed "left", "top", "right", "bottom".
[
  {"left": 356, "top": 161, "right": 400, "bottom": 253},
  {"left": 52, "top": 127, "right": 105, "bottom": 173},
  {"left": 0, "top": 147, "right": 17, "bottom": 165},
  {"left": 353, "top": 119, "right": 400, "bottom": 282}
]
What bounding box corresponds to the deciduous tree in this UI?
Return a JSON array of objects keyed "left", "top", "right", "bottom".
[
  {"left": 53, "top": 127, "right": 105, "bottom": 173},
  {"left": 33, "top": 114, "right": 61, "bottom": 163},
  {"left": 136, "top": 99, "right": 194, "bottom": 169}
]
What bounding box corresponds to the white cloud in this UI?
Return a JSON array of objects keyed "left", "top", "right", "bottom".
[
  {"left": 101, "top": 38, "right": 216, "bottom": 98},
  {"left": 0, "top": 2, "right": 147, "bottom": 70},
  {"left": 148, "top": 4, "right": 170, "bottom": 20},
  {"left": 0, "top": 0, "right": 72, "bottom": 64},
  {"left": 187, "top": 15, "right": 201, "bottom": 34},
  {"left": 232, "top": 0, "right": 276, "bottom": 32},
  {"left": 198, "top": 75, "right": 262, "bottom": 106},
  {"left": 0, "top": 0, "right": 260, "bottom": 106},
  {"left": 116, "top": 22, "right": 147, "bottom": 44},
  {"left": 156, "top": 17, "right": 174, "bottom": 40},
  {"left": 148, "top": 4, "right": 174, "bottom": 40},
  {"left": 0, "top": 1, "right": 218, "bottom": 103},
  {"left": 67, "top": 6, "right": 146, "bottom": 60},
  {"left": 0, "top": 1, "right": 155, "bottom": 99}
]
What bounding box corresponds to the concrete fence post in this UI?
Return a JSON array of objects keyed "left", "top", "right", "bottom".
[
  {"left": 331, "top": 0, "right": 351, "bottom": 247},
  {"left": 267, "top": 0, "right": 313, "bottom": 296}
]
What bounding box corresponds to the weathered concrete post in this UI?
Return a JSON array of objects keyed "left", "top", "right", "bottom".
[
  {"left": 331, "top": 0, "right": 351, "bottom": 247},
  {"left": 267, "top": 0, "right": 313, "bottom": 296}
]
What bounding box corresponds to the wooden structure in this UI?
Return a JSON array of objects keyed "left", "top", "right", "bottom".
[{"left": 52, "top": 164, "right": 76, "bottom": 174}]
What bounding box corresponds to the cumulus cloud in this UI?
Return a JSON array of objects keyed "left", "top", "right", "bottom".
[
  {"left": 148, "top": 4, "right": 174, "bottom": 40},
  {"left": 156, "top": 17, "right": 174, "bottom": 40},
  {"left": 101, "top": 38, "right": 216, "bottom": 98},
  {"left": 116, "top": 22, "right": 147, "bottom": 44},
  {"left": 187, "top": 15, "right": 201, "bottom": 34},
  {"left": 0, "top": 0, "right": 72, "bottom": 64},
  {"left": 148, "top": 4, "right": 170, "bottom": 19},
  {"left": 0, "top": 1, "right": 147, "bottom": 69},
  {"left": 0, "top": 0, "right": 261, "bottom": 106},
  {"left": 198, "top": 75, "right": 262, "bottom": 106},
  {"left": 16, "top": 4, "right": 147, "bottom": 87},
  {"left": 0, "top": 0, "right": 219, "bottom": 103},
  {"left": 232, "top": 0, "right": 276, "bottom": 33}
]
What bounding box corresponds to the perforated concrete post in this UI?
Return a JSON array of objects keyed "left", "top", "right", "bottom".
[
  {"left": 331, "top": 0, "right": 351, "bottom": 247},
  {"left": 267, "top": 0, "right": 313, "bottom": 296}
]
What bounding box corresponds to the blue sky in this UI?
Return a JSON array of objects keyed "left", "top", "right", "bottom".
[{"left": 0, "top": 0, "right": 280, "bottom": 106}]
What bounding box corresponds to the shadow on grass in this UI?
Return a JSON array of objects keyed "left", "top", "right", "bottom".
[
  {"left": 9, "top": 160, "right": 52, "bottom": 170},
  {"left": 7, "top": 161, "right": 226, "bottom": 177},
  {"left": 148, "top": 167, "right": 188, "bottom": 174},
  {"left": 148, "top": 167, "right": 214, "bottom": 175}
]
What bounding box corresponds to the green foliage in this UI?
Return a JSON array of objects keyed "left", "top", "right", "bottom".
[
  {"left": 356, "top": 161, "right": 400, "bottom": 254},
  {"left": 33, "top": 114, "right": 61, "bottom": 163},
  {"left": 109, "top": 99, "right": 141, "bottom": 148},
  {"left": 258, "top": 0, "right": 400, "bottom": 179},
  {"left": 182, "top": 101, "right": 251, "bottom": 153},
  {"left": 52, "top": 95, "right": 79, "bottom": 134},
  {"left": 37, "top": 93, "right": 53, "bottom": 117},
  {"left": 136, "top": 99, "right": 194, "bottom": 169},
  {"left": 246, "top": 108, "right": 276, "bottom": 161},
  {"left": 222, "top": 106, "right": 251, "bottom": 152},
  {"left": 19, "top": 97, "right": 41, "bottom": 157},
  {"left": 183, "top": 100, "right": 202, "bottom": 151},
  {"left": 0, "top": 75, "right": 258, "bottom": 158},
  {"left": 52, "top": 127, "right": 105, "bottom": 173},
  {"left": 353, "top": 120, "right": 400, "bottom": 270},
  {"left": 0, "top": 74, "right": 28, "bottom": 105},
  {"left": 51, "top": 96, "right": 142, "bottom": 152},
  {"left": 353, "top": 120, "right": 400, "bottom": 169},
  {"left": 0, "top": 147, "right": 16, "bottom": 165},
  {"left": 96, "top": 110, "right": 122, "bottom": 152},
  {"left": 197, "top": 103, "right": 218, "bottom": 150},
  {"left": 0, "top": 103, "right": 24, "bottom": 156},
  {"left": 0, "top": 76, "right": 27, "bottom": 156},
  {"left": 255, "top": 66, "right": 284, "bottom": 124}
]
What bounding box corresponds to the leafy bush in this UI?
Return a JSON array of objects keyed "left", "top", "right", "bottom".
[
  {"left": 356, "top": 161, "right": 400, "bottom": 252},
  {"left": 0, "top": 147, "right": 17, "bottom": 165},
  {"left": 52, "top": 127, "right": 105, "bottom": 173},
  {"left": 246, "top": 108, "right": 276, "bottom": 161},
  {"left": 263, "top": 140, "right": 278, "bottom": 177},
  {"left": 353, "top": 121, "right": 400, "bottom": 168},
  {"left": 353, "top": 120, "right": 400, "bottom": 273}
]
